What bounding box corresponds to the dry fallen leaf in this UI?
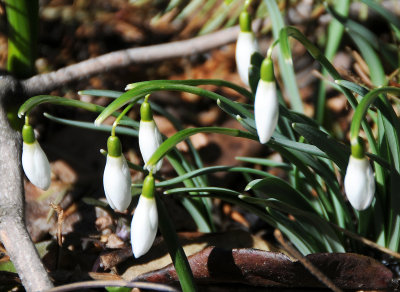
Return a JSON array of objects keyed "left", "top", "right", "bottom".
[{"left": 136, "top": 247, "right": 394, "bottom": 290}]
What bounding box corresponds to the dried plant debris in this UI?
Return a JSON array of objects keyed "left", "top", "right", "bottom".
[{"left": 136, "top": 247, "right": 394, "bottom": 290}]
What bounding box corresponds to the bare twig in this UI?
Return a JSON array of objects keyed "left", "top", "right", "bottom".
[
  {"left": 274, "top": 229, "right": 343, "bottom": 292},
  {"left": 22, "top": 26, "right": 240, "bottom": 96},
  {"left": 45, "top": 280, "right": 179, "bottom": 292},
  {"left": 330, "top": 222, "right": 400, "bottom": 260},
  {"left": 0, "top": 75, "right": 54, "bottom": 291}
]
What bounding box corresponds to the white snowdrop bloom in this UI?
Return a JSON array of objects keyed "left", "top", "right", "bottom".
[
  {"left": 103, "top": 136, "right": 132, "bottom": 211},
  {"left": 254, "top": 57, "right": 278, "bottom": 144},
  {"left": 131, "top": 174, "right": 158, "bottom": 258},
  {"left": 254, "top": 80, "right": 278, "bottom": 144},
  {"left": 21, "top": 123, "right": 51, "bottom": 190},
  {"left": 103, "top": 154, "right": 132, "bottom": 211},
  {"left": 22, "top": 140, "right": 51, "bottom": 190},
  {"left": 139, "top": 98, "right": 163, "bottom": 172},
  {"left": 235, "top": 31, "right": 259, "bottom": 87},
  {"left": 131, "top": 195, "right": 158, "bottom": 258},
  {"left": 344, "top": 156, "right": 375, "bottom": 211}
]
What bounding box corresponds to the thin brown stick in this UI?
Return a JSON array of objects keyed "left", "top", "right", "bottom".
[
  {"left": 274, "top": 229, "right": 343, "bottom": 292},
  {"left": 330, "top": 222, "right": 400, "bottom": 260},
  {"left": 22, "top": 26, "right": 240, "bottom": 96},
  {"left": 45, "top": 280, "right": 179, "bottom": 292}
]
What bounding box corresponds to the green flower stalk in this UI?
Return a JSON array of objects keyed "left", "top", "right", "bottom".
[
  {"left": 131, "top": 173, "right": 158, "bottom": 258},
  {"left": 139, "top": 95, "right": 163, "bottom": 172},
  {"left": 21, "top": 119, "right": 51, "bottom": 190}
]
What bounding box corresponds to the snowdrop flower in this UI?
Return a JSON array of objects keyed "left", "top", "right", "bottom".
[
  {"left": 344, "top": 141, "right": 375, "bottom": 210},
  {"left": 254, "top": 57, "right": 278, "bottom": 144},
  {"left": 22, "top": 123, "right": 51, "bottom": 190},
  {"left": 131, "top": 173, "right": 158, "bottom": 258},
  {"left": 235, "top": 10, "right": 259, "bottom": 87},
  {"left": 139, "top": 96, "right": 163, "bottom": 172},
  {"left": 103, "top": 135, "right": 132, "bottom": 211}
]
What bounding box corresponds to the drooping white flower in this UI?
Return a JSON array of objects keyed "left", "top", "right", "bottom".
[
  {"left": 235, "top": 31, "right": 259, "bottom": 87},
  {"left": 22, "top": 140, "right": 51, "bottom": 190},
  {"left": 235, "top": 9, "right": 259, "bottom": 87},
  {"left": 254, "top": 58, "right": 278, "bottom": 144},
  {"left": 131, "top": 174, "right": 158, "bottom": 258},
  {"left": 103, "top": 136, "right": 132, "bottom": 211},
  {"left": 344, "top": 156, "right": 375, "bottom": 211},
  {"left": 139, "top": 98, "right": 163, "bottom": 172},
  {"left": 21, "top": 123, "right": 51, "bottom": 190}
]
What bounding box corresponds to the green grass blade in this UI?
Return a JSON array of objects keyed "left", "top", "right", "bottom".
[
  {"left": 292, "top": 123, "right": 350, "bottom": 172},
  {"left": 245, "top": 177, "right": 316, "bottom": 213},
  {"left": 360, "top": 0, "right": 400, "bottom": 30},
  {"left": 95, "top": 82, "right": 254, "bottom": 126},
  {"left": 264, "top": 0, "right": 303, "bottom": 112},
  {"left": 316, "top": 0, "right": 350, "bottom": 124},
  {"left": 155, "top": 193, "right": 197, "bottom": 292},
  {"left": 235, "top": 156, "right": 292, "bottom": 170},
  {"left": 146, "top": 127, "right": 256, "bottom": 168}
]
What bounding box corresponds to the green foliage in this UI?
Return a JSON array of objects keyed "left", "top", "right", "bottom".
[{"left": 15, "top": 0, "right": 400, "bottom": 290}]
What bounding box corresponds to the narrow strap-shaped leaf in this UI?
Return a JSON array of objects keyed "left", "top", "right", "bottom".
[
  {"left": 43, "top": 113, "right": 138, "bottom": 137},
  {"left": 326, "top": 5, "right": 398, "bottom": 68},
  {"left": 146, "top": 127, "right": 256, "bottom": 168},
  {"left": 245, "top": 177, "right": 316, "bottom": 213},
  {"left": 270, "top": 132, "right": 328, "bottom": 158},
  {"left": 235, "top": 156, "right": 292, "bottom": 170},
  {"left": 79, "top": 89, "right": 123, "bottom": 98},
  {"left": 316, "top": 0, "right": 350, "bottom": 123},
  {"left": 264, "top": 0, "right": 303, "bottom": 112},
  {"left": 135, "top": 166, "right": 272, "bottom": 188},
  {"left": 292, "top": 123, "right": 350, "bottom": 171},
  {"left": 241, "top": 196, "right": 345, "bottom": 252},
  {"left": 155, "top": 193, "right": 197, "bottom": 292},
  {"left": 19, "top": 95, "right": 105, "bottom": 117},
  {"left": 126, "top": 79, "right": 253, "bottom": 101},
  {"left": 165, "top": 186, "right": 242, "bottom": 196},
  {"left": 360, "top": 0, "right": 400, "bottom": 30},
  {"left": 95, "top": 82, "right": 254, "bottom": 126}
]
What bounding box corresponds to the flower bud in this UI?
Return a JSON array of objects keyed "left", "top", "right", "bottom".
[
  {"left": 131, "top": 174, "right": 158, "bottom": 258},
  {"left": 103, "top": 136, "right": 132, "bottom": 211},
  {"left": 139, "top": 99, "right": 163, "bottom": 172},
  {"left": 344, "top": 155, "right": 375, "bottom": 211},
  {"left": 22, "top": 124, "right": 51, "bottom": 190},
  {"left": 254, "top": 58, "right": 278, "bottom": 144},
  {"left": 235, "top": 11, "right": 259, "bottom": 87}
]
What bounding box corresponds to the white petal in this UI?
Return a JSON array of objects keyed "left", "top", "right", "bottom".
[
  {"left": 22, "top": 141, "right": 51, "bottom": 190},
  {"left": 139, "top": 120, "right": 163, "bottom": 171},
  {"left": 103, "top": 155, "right": 132, "bottom": 211},
  {"left": 131, "top": 195, "right": 158, "bottom": 258},
  {"left": 344, "top": 156, "right": 375, "bottom": 211},
  {"left": 254, "top": 80, "right": 279, "bottom": 144},
  {"left": 235, "top": 32, "right": 259, "bottom": 87}
]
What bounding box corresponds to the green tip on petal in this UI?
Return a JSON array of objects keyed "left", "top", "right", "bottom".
[
  {"left": 22, "top": 124, "right": 36, "bottom": 144},
  {"left": 140, "top": 99, "right": 153, "bottom": 122},
  {"left": 351, "top": 137, "right": 365, "bottom": 159},
  {"left": 239, "top": 11, "right": 252, "bottom": 32},
  {"left": 107, "top": 136, "right": 122, "bottom": 157},
  {"left": 260, "top": 58, "right": 274, "bottom": 82},
  {"left": 142, "top": 172, "right": 155, "bottom": 199}
]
